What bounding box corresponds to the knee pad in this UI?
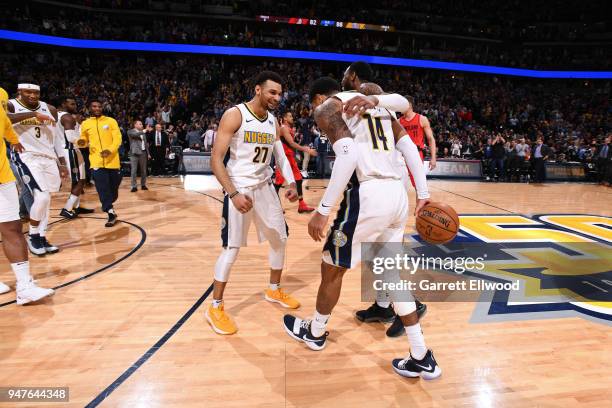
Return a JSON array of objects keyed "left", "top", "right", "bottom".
[
  {"left": 214, "top": 247, "right": 239, "bottom": 282},
  {"left": 394, "top": 301, "right": 417, "bottom": 317},
  {"left": 30, "top": 190, "right": 51, "bottom": 221},
  {"left": 268, "top": 238, "right": 286, "bottom": 270}
]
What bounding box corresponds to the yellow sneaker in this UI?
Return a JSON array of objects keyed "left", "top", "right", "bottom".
[
  {"left": 264, "top": 287, "right": 300, "bottom": 309},
  {"left": 205, "top": 303, "right": 237, "bottom": 335}
]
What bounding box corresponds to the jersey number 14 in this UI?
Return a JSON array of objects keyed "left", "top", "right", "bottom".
[{"left": 363, "top": 114, "right": 389, "bottom": 151}]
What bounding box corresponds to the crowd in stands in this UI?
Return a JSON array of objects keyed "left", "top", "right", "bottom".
[
  {"left": 1, "top": 47, "right": 609, "bottom": 182},
  {"left": 2, "top": 1, "right": 610, "bottom": 69}
]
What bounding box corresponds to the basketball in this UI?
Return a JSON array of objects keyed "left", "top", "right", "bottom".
[{"left": 416, "top": 202, "right": 460, "bottom": 244}]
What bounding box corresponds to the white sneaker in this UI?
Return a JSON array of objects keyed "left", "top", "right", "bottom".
[
  {"left": 16, "top": 280, "right": 54, "bottom": 305},
  {"left": 300, "top": 170, "right": 309, "bottom": 179},
  {"left": 0, "top": 281, "right": 10, "bottom": 294}
]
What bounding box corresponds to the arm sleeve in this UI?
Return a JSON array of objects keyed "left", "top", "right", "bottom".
[
  {"left": 273, "top": 140, "right": 296, "bottom": 185},
  {"left": 316, "top": 138, "right": 358, "bottom": 216},
  {"left": 396, "top": 135, "right": 430, "bottom": 199},
  {"left": 376, "top": 94, "right": 410, "bottom": 114},
  {"left": 53, "top": 124, "right": 65, "bottom": 159}
]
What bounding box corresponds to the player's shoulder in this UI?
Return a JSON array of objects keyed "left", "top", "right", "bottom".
[{"left": 333, "top": 90, "right": 364, "bottom": 103}]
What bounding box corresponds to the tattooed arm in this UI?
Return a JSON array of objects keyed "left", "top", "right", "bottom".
[{"left": 309, "top": 97, "right": 359, "bottom": 241}]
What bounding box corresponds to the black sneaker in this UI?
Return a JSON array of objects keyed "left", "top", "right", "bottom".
[
  {"left": 131, "top": 187, "right": 137, "bottom": 192},
  {"left": 283, "top": 314, "right": 328, "bottom": 351},
  {"left": 28, "top": 234, "right": 46, "bottom": 256},
  {"left": 59, "top": 208, "right": 77, "bottom": 219},
  {"left": 355, "top": 302, "right": 396, "bottom": 323},
  {"left": 392, "top": 349, "right": 441, "bottom": 380},
  {"left": 386, "top": 300, "right": 427, "bottom": 338},
  {"left": 75, "top": 207, "right": 94, "bottom": 214},
  {"left": 105, "top": 212, "right": 118, "bottom": 227},
  {"left": 41, "top": 237, "right": 59, "bottom": 254},
  {"left": 141, "top": 186, "right": 149, "bottom": 191}
]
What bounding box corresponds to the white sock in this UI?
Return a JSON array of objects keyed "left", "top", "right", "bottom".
[
  {"left": 39, "top": 213, "right": 49, "bottom": 237},
  {"left": 75, "top": 196, "right": 81, "bottom": 208},
  {"left": 376, "top": 300, "right": 391, "bottom": 308},
  {"left": 108, "top": 208, "right": 116, "bottom": 215},
  {"left": 212, "top": 299, "right": 223, "bottom": 308},
  {"left": 29, "top": 225, "right": 39, "bottom": 235},
  {"left": 11, "top": 261, "right": 32, "bottom": 286},
  {"left": 64, "top": 194, "right": 79, "bottom": 211},
  {"left": 405, "top": 323, "right": 427, "bottom": 360},
  {"left": 269, "top": 283, "right": 280, "bottom": 290},
  {"left": 311, "top": 310, "right": 330, "bottom": 337}
]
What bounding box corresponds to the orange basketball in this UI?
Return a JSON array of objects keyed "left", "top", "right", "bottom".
[{"left": 416, "top": 202, "right": 460, "bottom": 244}]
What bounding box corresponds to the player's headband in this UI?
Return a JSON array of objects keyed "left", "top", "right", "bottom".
[{"left": 17, "top": 83, "right": 40, "bottom": 91}]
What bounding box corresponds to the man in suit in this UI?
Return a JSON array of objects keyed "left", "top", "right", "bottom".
[
  {"left": 148, "top": 123, "right": 169, "bottom": 176},
  {"left": 532, "top": 137, "right": 552, "bottom": 183},
  {"left": 128, "top": 120, "right": 149, "bottom": 192},
  {"left": 596, "top": 135, "right": 611, "bottom": 185}
]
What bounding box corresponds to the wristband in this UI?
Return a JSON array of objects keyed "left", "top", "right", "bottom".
[{"left": 229, "top": 191, "right": 239, "bottom": 198}]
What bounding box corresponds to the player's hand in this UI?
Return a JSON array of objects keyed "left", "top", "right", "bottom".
[
  {"left": 343, "top": 95, "right": 379, "bottom": 117},
  {"left": 285, "top": 184, "right": 298, "bottom": 202},
  {"left": 59, "top": 165, "right": 69, "bottom": 179},
  {"left": 429, "top": 157, "right": 437, "bottom": 170},
  {"left": 307, "top": 148, "right": 318, "bottom": 157},
  {"left": 231, "top": 193, "right": 253, "bottom": 213},
  {"left": 414, "top": 198, "right": 431, "bottom": 216},
  {"left": 11, "top": 142, "right": 25, "bottom": 153},
  {"left": 35, "top": 112, "right": 55, "bottom": 123},
  {"left": 100, "top": 149, "right": 111, "bottom": 158},
  {"left": 308, "top": 211, "right": 329, "bottom": 241}
]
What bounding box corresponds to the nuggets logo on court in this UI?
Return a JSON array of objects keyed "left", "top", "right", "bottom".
[
  {"left": 332, "top": 230, "right": 348, "bottom": 247},
  {"left": 411, "top": 214, "right": 612, "bottom": 325}
]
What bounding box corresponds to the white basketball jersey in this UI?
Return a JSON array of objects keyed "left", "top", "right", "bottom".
[
  {"left": 333, "top": 92, "right": 401, "bottom": 183},
  {"left": 57, "top": 111, "right": 80, "bottom": 150},
  {"left": 10, "top": 99, "right": 58, "bottom": 158},
  {"left": 226, "top": 103, "right": 276, "bottom": 188}
]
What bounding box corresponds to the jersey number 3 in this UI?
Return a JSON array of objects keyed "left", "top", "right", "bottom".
[
  {"left": 363, "top": 114, "right": 389, "bottom": 151},
  {"left": 253, "top": 146, "right": 269, "bottom": 163},
  {"left": 34, "top": 127, "right": 41, "bottom": 138}
]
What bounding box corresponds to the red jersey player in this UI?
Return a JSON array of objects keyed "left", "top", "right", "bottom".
[
  {"left": 274, "top": 111, "right": 318, "bottom": 213},
  {"left": 398, "top": 96, "right": 437, "bottom": 187}
]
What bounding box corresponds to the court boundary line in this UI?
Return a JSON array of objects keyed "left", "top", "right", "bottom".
[
  {"left": 85, "top": 283, "right": 214, "bottom": 407},
  {"left": 85, "top": 181, "right": 218, "bottom": 406},
  {"left": 429, "top": 182, "right": 516, "bottom": 214},
  {"left": 0, "top": 217, "right": 146, "bottom": 307}
]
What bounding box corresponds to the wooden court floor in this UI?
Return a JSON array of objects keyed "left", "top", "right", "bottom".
[{"left": 0, "top": 178, "right": 610, "bottom": 407}]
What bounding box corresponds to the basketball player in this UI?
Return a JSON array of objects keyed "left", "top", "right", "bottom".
[
  {"left": 0, "top": 97, "right": 55, "bottom": 303},
  {"left": 283, "top": 77, "right": 441, "bottom": 380},
  {"left": 7, "top": 82, "right": 69, "bottom": 256},
  {"left": 206, "top": 71, "right": 301, "bottom": 335},
  {"left": 78, "top": 99, "right": 123, "bottom": 227},
  {"left": 57, "top": 96, "right": 94, "bottom": 219},
  {"left": 273, "top": 111, "right": 317, "bottom": 213},
  {"left": 341, "top": 61, "right": 428, "bottom": 337},
  {"left": 399, "top": 96, "right": 437, "bottom": 186}
]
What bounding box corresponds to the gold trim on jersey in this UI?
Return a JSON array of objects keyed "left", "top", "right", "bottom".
[
  {"left": 14, "top": 98, "right": 41, "bottom": 112},
  {"left": 243, "top": 103, "right": 268, "bottom": 123}
]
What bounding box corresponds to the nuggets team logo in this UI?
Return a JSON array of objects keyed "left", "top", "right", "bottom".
[
  {"left": 408, "top": 214, "right": 612, "bottom": 325},
  {"left": 103, "top": 125, "right": 109, "bottom": 130},
  {"left": 332, "top": 230, "right": 348, "bottom": 247},
  {"left": 21, "top": 175, "right": 31, "bottom": 184}
]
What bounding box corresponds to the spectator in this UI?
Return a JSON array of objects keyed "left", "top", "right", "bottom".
[
  {"left": 148, "top": 123, "right": 169, "bottom": 176},
  {"left": 203, "top": 123, "right": 217, "bottom": 152},
  {"left": 128, "top": 120, "right": 149, "bottom": 192},
  {"left": 532, "top": 137, "right": 552, "bottom": 183}
]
